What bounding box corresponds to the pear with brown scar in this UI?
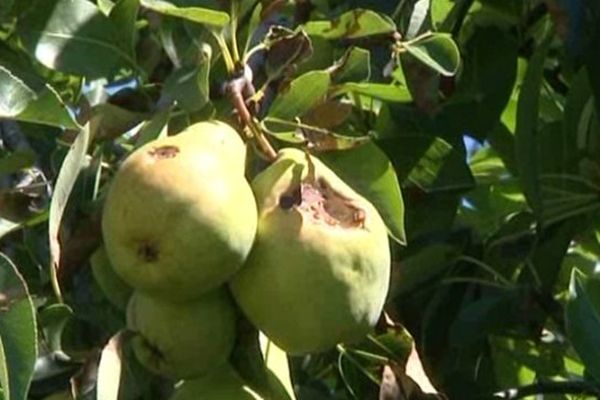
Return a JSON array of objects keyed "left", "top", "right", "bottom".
[
  {"left": 102, "top": 121, "right": 257, "bottom": 301},
  {"left": 230, "top": 148, "right": 390, "bottom": 354}
]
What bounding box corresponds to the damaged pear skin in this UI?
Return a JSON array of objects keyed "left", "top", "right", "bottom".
[
  {"left": 230, "top": 148, "right": 391, "bottom": 355},
  {"left": 102, "top": 121, "right": 257, "bottom": 301},
  {"left": 127, "top": 290, "right": 237, "bottom": 379}
]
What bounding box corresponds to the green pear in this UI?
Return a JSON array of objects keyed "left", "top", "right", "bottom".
[
  {"left": 230, "top": 148, "right": 390, "bottom": 354},
  {"left": 90, "top": 245, "right": 133, "bottom": 310},
  {"left": 169, "top": 365, "right": 262, "bottom": 400},
  {"left": 102, "top": 121, "right": 257, "bottom": 301},
  {"left": 127, "top": 289, "right": 237, "bottom": 379}
]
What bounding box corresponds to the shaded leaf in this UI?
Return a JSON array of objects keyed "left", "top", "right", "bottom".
[
  {"left": 321, "top": 142, "right": 406, "bottom": 244},
  {"left": 329, "top": 47, "right": 371, "bottom": 84},
  {"left": 389, "top": 244, "right": 457, "bottom": 297},
  {"left": 109, "top": 0, "right": 140, "bottom": 58},
  {"left": 38, "top": 304, "right": 73, "bottom": 353},
  {"left": 89, "top": 103, "right": 147, "bottom": 141},
  {"left": 0, "top": 253, "right": 37, "bottom": 400},
  {"left": 163, "top": 44, "right": 211, "bottom": 113},
  {"left": 17, "top": 0, "right": 137, "bottom": 78},
  {"left": 565, "top": 269, "right": 600, "bottom": 383},
  {"left": 0, "top": 151, "right": 36, "bottom": 177},
  {"left": 134, "top": 108, "right": 170, "bottom": 148},
  {"left": 515, "top": 30, "right": 553, "bottom": 223},
  {"left": 262, "top": 27, "right": 313, "bottom": 82},
  {"left": 380, "top": 136, "right": 474, "bottom": 192}
]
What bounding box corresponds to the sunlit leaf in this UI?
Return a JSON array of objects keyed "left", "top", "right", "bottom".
[
  {"left": 140, "top": 0, "right": 230, "bottom": 28},
  {"left": 304, "top": 9, "right": 396, "bottom": 39}
]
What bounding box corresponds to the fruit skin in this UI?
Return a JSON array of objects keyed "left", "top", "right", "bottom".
[
  {"left": 230, "top": 148, "right": 390, "bottom": 355},
  {"left": 90, "top": 245, "right": 133, "bottom": 310},
  {"left": 169, "top": 365, "right": 262, "bottom": 400},
  {"left": 102, "top": 121, "right": 257, "bottom": 301},
  {"left": 127, "top": 289, "right": 237, "bottom": 379}
]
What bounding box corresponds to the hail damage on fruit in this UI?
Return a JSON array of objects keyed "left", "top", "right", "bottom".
[
  {"left": 278, "top": 151, "right": 367, "bottom": 228},
  {"left": 148, "top": 145, "right": 180, "bottom": 159}
]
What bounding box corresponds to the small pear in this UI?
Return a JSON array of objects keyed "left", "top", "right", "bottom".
[
  {"left": 102, "top": 121, "right": 257, "bottom": 301},
  {"left": 90, "top": 245, "right": 132, "bottom": 310},
  {"left": 169, "top": 365, "right": 262, "bottom": 400},
  {"left": 230, "top": 148, "right": 390, "bottom": 354},
  {"left": 127, "top": 289, "right": 236, "bottom": 379}
]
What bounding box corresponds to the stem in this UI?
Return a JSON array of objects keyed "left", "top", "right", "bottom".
[
  {"left": 51, "top": 266, "right": 64, "bottom": 303},
  {"left": 248, "top": 121, "right": 277, "bottom": 161},
  {"left": 457, "top": 255, "right": 514, "bottom": 287},
  {"left": 230, "top": 0, "right": 241, "bottom": 64},
  {"left": 211, "top": 30, "right": 235, "bottom": 74}
]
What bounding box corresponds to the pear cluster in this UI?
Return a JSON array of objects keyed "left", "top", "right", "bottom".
[{"left": 98, "top": 120, "right": 391, "bottom": 397}]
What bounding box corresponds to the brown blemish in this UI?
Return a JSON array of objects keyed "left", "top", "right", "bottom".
[
  {"left": 148, "top": 145, "right": 180, "bottom": 159},
  {"left": 137, "top": 241, "right": 159, "bottom": 262},
  {"left": 278, "top": 179, "right": 365, "bottom": 229}
]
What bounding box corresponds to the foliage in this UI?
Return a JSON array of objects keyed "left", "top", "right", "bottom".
[{"left": 1, "top": 0, "right": 600, "bottom": 399}]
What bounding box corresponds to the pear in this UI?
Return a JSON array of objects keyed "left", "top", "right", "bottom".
[
  {"left": 169, "top": 365, "right": 262, "bottom": 400},
  {"left": 90, "top": 245, "right": 133, "bottom": 310},
  {"left": 230, "top": 148, "right": 390, "bottom": 355},
  {"left": 102, "top": 121, "right": 257, "bottom": 301},
  {"left": 127, "top": 289, "right": 236, "bottom": 379}
]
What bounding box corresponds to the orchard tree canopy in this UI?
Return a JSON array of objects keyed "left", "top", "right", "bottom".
[{"left": 1, "top": 0, "right": 600, "bottom": 399}]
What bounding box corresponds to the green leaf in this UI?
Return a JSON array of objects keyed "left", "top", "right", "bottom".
[
  {"left": 0, "top": 151, "right": 36, "bottom": 177},
  {"left": 0, "top": 46, "right": 78, "bottom": 129},
  {"left": 402, "top": 33, "right": 460, "bottom": 77},
  {"left": 389, "top": 244, "right": 456, "bottom": 297},
  {"left": 304, "top": 9, "right": 396, "bottom": 39},
  {"left": 321, "top": 142, "right": 406, "bottom": 244},
  {"left": 380, "top": 136, "right": 474, "bottom": 192},
  {"left": 0, "top": 66, "right": 35, "bottom": 117},
  {"left": 17, "top": 0, "right": 138, "bottom": 78},
  {"left": 15, "top": 86, "right": 79, "bottom": 129},
  {"left": 515, "top": 30, "right": 553, "bottom": 224},
  {"left": 140, "top": 0, "right": 230, "bottom": 28},
  {"left": 330, "top": 47, "right": 371, "bottom": 84},
  {"left": 163, "top": 44, "right": 211, "bottom": 113},
  {"left": 134, "top": 108, "right": 170, "bottom": 148},
  {"left": 48, "top": 124, "right": 91, "bottom": 302},
  {"left": 333, "top": 82, "right": 412, "bottom": 103},
  {"left": 565, "top": 269, "right": 600, "bottom": 383},
  {"left": 109, "top": 0, "right": 140, "bottom": 58},
  {"left": 0, "top": 253, "right": 38, "bottom": 400},
  {"left": 89, "top": 103, "right": 147, "bottom": 141},
  {"left": 267, "top": 70, "right": 330, "bottom": 121},
  {"left": 405, "top": 0, "right": 430, "bottom": 39},
  {"left": 38, "top": 304, "right": 73, "bottom": 353}
]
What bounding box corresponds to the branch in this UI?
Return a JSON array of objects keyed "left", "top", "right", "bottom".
[{"left": 494, "top": 380, "right": 600, "bottom": 399}]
